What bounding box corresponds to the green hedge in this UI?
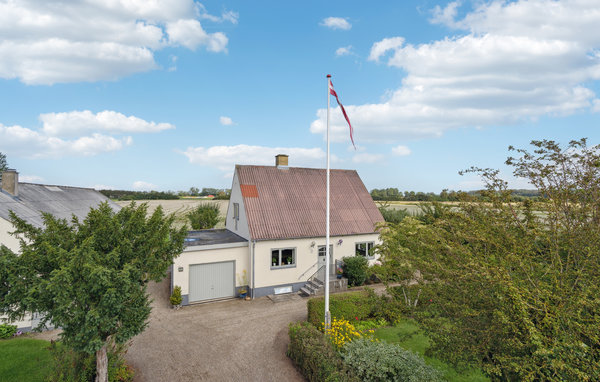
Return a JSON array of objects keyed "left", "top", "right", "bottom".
[
  {"left": 287, "top": 322, "right": 359, "bottom": 382},
  {"left": 307, "top": 289, "right": 402, "bottom": 327},
  {"left": 342, "top": 338, "right": 443, "bottom": 382},
  {"left": 0, "top": 324, "right": 17, "bottom": 339}
]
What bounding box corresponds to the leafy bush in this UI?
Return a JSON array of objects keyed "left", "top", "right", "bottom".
[
  {"left": 307, "top": 289, "right": 401, "bottom": 327},
  {"left": 342, "top": 256, "right": 368, "bottom": 286},
  {"left": 47, "top": 341, "right": 134, "bottom": 382},
  {"left": 342, "top": 338, "right": 443, "bottom": 382},
  {"left": 170, "top": 286, "right": 182, "bottom": 306},
  {"left": 0, "top": 323, "right": 17, "bottom": 339},
  {"left": 378, "top": 207, "right": 412, "bottom": 224},
  {"left": 287, "top": 322, "right": 359, "bottom": 382},
  {"left": 187, "top": 203, "right": 220, "bottom": 229}
]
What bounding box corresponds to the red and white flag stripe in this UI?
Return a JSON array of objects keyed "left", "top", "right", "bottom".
[{"left": 328, "top": 78, "right": 355, "bottom": 149}]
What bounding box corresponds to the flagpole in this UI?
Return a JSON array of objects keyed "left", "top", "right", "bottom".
[{"left": 325, "top": 74, "right": 331, "bottom": 329}]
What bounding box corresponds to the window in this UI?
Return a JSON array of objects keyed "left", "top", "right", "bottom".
[
  {"left": 355, "top": 242, "right": 375, "bottom": 259},
  {"left": 233, "top": 203, "right": 239, "bottom": 220},
  {"left": 271, "top": 248, "right": 296, "bottom": 268},
  {"left": 318, "top": 245, "right": 333, "bottom": 258},
  {"left": 233, "top": 203, "right": 239, "bottom": 230}
]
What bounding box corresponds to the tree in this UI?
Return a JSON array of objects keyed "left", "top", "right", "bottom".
[
  {"left": 0, "top": 202, "right": 186, "bottom": 382},
  {"left": 0, "top": 151, "right": 7, "bottom": 182},
  {"left": 379, "top": 139, "right": 600, "bottom": 381},
  {"left": 187, "top": 202, "right": 220, "bottom": 229}
]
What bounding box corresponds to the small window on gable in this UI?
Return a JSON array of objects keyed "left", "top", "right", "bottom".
[
  {"left": 355, "top": 242, "right": 375, "bottom": 259},
  {"left": 271, "top": 248, "right": 296, "bottom": 269},
  {"left": 233, "top": 203, "right": 239, "bottom": 220}
]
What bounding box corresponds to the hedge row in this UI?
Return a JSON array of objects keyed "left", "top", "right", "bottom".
[
  {"left": 287, "top": 322, "right": 359, "bottom": 382},
  {"left": 307, "top": 289, "right": 402, "bottom": 327}
]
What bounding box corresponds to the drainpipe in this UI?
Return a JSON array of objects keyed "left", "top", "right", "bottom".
[{"left": 251, "top": 240, "right": 256, "bottom": 299}]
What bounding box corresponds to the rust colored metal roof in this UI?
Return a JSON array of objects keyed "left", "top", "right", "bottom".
[{"left": 236, "top": 165, "right": 383, "bottom": 241}]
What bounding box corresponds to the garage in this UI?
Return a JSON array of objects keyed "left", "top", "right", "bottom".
[{"left": 189, "top": 261, "right": 235, "bottom": 303}]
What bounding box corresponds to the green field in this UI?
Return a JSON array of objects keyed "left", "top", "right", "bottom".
[
  {"left": 0, "top": 338, "right": 54, "bottom": 382},
  {"left": 374, "top": 320, "right": 489, "bottom": 382}
]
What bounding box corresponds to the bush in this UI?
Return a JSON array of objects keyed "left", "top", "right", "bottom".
[
  {"left": 170, "top": 286, "right": 182, "bottom": 306},
  {"left": 0, "top": 323, "right": 17, "bottom": 339},
  {"left": 187, "top": 203, "right": 220, "bottom": 229},
  {"left": 307, "top": 289, "right": 402, "bottom": 327},
  {"left": 342, "top": 256, "right": 368, "bottom": 287},
  {"left": 379, "top": 207, "right": 412, "bottom": 224},
  {"left": 287, "top": 322, "right": 358, "bottom": 382},
  {"left": 342, "top": 338, "right": 443, "bottom": 382},
  {"left": 47, "top": 341, "right": 134, "bottom": 382}
]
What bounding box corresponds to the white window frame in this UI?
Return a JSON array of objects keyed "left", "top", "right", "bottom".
[
  {"left": 271, "top": 247, "right": 296, "bottom": 269},
  {"left": 355, "top": 241, "right": 375, "bottom": 259}
]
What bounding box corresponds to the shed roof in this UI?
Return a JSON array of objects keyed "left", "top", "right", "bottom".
[
  {"left": 236, "top": 165, "right": 383, "bottom": 241},
  {"left": 0, "top": 183, "right": 120, "bottom": 228}
]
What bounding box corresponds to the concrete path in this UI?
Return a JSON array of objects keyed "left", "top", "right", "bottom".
[{"left": 125, "top": 276, "right": 307, "bottom": 382}]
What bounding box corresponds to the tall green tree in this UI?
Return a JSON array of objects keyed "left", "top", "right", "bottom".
[
  {"left": 187, "top": 202, "right": 220, "bottom": 229},
  {"left": 379, "top": 139, "right": 600, "bottom": 381},
  {"left": 0, "top": 202, "right": 186, "bottom": 382}
]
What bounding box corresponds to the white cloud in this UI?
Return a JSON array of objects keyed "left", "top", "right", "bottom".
[
  {"left": 0, "top": 110, "right": 172, "bottom": 158},
  {"left": 312, "top": 0, "right": 600, "bottom": 144},
  {"left": 392, "top": 145, "right": 411, "bottom": 156},
  {"left": 0, "top": 123, "right": 132, "bottom": 158},
  {"left": 320, "top": 17, "right": 351, "bottom": 30},
  {"left": 20, "top": 175, "right": 44, "bottom": 183},
  {"left": 166, "top": 19, "right": 228, "bottom": 52},
  {"left": 181, "top": 144, "right": 326, "bottom": 171},
  {"left": 197, "top": 5, "right": 239, "bottom": 24},
  {"left": 430, "top": 1, "right": 462, "bottom": 28},
  {"left": 40, "top": 110, "right": 174, "bottom": 137},
  {"left": 132, "top": 181, "right": 157, "bottom": 191},
  {"left": 0, "top": 1, "right": 232, "bottom": 84},
  {"left": 335, "top": 46, "right": 353, "bottom": 57},
  {"left": 368, "top": 37, "right": 405, "bottom": 62},
  {"left": 352, "top": 152, "right": 384, "bottom": 164},
  {"left": 219, "top": 116, "right": 234, "bottom": 126},
  {"left": 593, "top": 99, "right": 600, "bottom": 113}
]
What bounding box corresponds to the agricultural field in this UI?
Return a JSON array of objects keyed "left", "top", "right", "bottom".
[{"left": 115, "top": 199, "right": 229, "bottom": 229}]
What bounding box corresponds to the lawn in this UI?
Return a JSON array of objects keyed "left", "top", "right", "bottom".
[
  {"left": 0, "top": 338, "right": 54, "bottom": 382},
  {"left": 374, "top": 320, "right": 489, "bottom": 382}
]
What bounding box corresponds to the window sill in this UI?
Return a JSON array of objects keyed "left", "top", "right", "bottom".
[{"left": 271, "top": 264, "right": 296, "bottom": 270}]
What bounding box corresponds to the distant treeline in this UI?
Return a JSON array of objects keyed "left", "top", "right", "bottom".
[
  {"left": 99, "top": 188, "right": 232, "bottom": 201},
  {"left": 99, "top": 190, "right": 180, "bottom": 200},
  {"left": 370, "top": 188, "right": 540, "bottom": 202}
]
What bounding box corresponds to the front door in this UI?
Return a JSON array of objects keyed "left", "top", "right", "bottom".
[{"left": 317, "top": 245, "right": 333, "bottom": 281}]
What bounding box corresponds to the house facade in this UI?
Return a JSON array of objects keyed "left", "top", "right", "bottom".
[
  {"left": 172, "top": 155, "right": 383, "bottom": 304},
  {"left": 0, "top": 169, "right": 121, "bottom": 330}
]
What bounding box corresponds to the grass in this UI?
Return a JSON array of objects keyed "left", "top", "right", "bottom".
[
  {"left": 374, "top": 320, "right": 489, "bottom": 382},
  {"left": 0, "top": 337, "right": 54, "bottom": 382}
]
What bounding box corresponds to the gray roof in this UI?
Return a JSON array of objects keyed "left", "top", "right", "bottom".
[
  {"left": 0, "top": 183, "right": 120, "bottom": 228},
  {"left": 184, "top": 229, "right": 247, "bottom": 247}
]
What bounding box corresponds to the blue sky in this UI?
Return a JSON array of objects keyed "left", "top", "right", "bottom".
[{"left": 0, "top": 0, "right": 598, "bottom": 192}]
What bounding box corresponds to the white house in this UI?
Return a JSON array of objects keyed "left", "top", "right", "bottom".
[
  {"left": 172, "top": 155, "right": 384, "bottom": 304},
  {"left": 0, "top": 169, "right": 120, "bottom": 331}
]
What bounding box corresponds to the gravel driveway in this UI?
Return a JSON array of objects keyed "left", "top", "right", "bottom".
[{"left": 125, "top": 275, "right": 306, "bottom": 382}]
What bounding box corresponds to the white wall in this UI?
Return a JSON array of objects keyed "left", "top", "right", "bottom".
[
  {"left": 225, "top": 170, "right": 250, "bottom": 240},
  {"left": 253, "top": 233, "right": 381, "bottom": 288},
  {"left": 172, "top": 243, "right": 250, "bottom": 296},
  {"left": 0, "top": 217, "right": 20, "bottom": 252}
]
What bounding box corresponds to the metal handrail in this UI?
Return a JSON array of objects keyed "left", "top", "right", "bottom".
[
  {"left": 307, "top": 264, "right": 326, "bottom": 284},
  {"left": 298, "top": 261, "right": 319, "bottom": 280}
]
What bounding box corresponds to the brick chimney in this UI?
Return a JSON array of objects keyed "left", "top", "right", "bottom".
[
  {"left": 1, "top": 169, "right": 18, "bottom": 196},
  {"left": 275, "top": 154, "right": 288, "bottom": 169}
]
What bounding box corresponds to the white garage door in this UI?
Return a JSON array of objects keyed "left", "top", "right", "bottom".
[{"left": 189, "top": 261, "right": 235, "bottom": 302}]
